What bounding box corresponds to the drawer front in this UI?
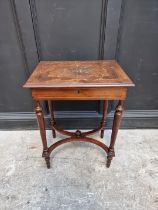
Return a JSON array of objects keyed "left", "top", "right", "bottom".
[{"left": 32, "top": 87, "right": 127, "bottom": 100}]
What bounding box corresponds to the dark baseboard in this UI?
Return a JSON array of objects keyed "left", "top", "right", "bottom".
[{"left": 0, "top": 110, "right": 158, "bottom": 130}]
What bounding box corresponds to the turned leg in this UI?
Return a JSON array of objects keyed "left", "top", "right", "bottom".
[
  {"left": 107, "top": 100, "right": 124, "bottom": 168},
  {"left": 35, "top": 101, "right": 50, "bottom": 168},
  {"left": 100, "top": 100, "right": 108, "bottom": 138},
  {"left": 48, "top": 100, "right": 56, "bottom": 138}
]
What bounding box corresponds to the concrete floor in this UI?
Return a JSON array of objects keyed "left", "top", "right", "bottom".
[{"left": 0, "top": 130, "right": 158, "bottom": 210}]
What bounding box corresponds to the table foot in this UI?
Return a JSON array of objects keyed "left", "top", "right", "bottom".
[
  {"left": 100, "top": 129, "right": 104, "bottom": 138},
  {"left": 106, "top": 148, "right": 115, "bottom": 168},
  {"left": 52, "top": 129, "right": 56, "bottom": 138},
  {"left": 42, "top": 150, "right": 50, "bottom": 169},
  {"left": 45, "top": 157, "right": 50, "bottom": 169}
]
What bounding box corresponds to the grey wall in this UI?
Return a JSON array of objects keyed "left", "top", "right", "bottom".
[{"left": 0, "top": 0, "right": 158, "bottom": 129}]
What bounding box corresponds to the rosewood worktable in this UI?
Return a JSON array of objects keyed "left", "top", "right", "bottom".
[{"left": 23, "top": 60, "right": 134, "bottom": 168}]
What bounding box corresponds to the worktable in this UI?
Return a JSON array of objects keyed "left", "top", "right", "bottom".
[{"left": 23, "top": 60, "right": 134, "bottom": 168}]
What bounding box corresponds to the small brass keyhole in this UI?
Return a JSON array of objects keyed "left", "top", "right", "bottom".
[{"left": 77, "top": 89, "right": 80, "bottom": 94}]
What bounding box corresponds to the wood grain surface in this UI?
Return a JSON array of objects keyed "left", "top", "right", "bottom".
[{"left": 23, "top": 60, "right": 134, "bottom": 88}]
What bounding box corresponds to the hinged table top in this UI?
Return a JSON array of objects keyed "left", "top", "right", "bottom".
[{"left": 23, "top": 60, "right": 134, "bottom": 88}]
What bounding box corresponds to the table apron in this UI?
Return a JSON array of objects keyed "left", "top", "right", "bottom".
[{"left": 32, "top": 87, "right": 127, "bottom": 100}]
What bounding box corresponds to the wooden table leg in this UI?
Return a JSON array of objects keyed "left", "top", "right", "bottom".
[
  {"left": 107, "top": 100, "right": 124, "bottom": 168},
  {"left": 48, "top": 100, "right": 56, "bottom": 138},
  {"left": 100, "top": 100, "right": 108, "bottom": 138},
  {"left": 35, "top": 101, "right": 50, "bottom": 168}
]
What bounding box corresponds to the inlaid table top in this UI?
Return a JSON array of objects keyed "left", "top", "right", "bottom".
[{"left": 23, "top": 60, "right": 134, "bottom": 88}]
